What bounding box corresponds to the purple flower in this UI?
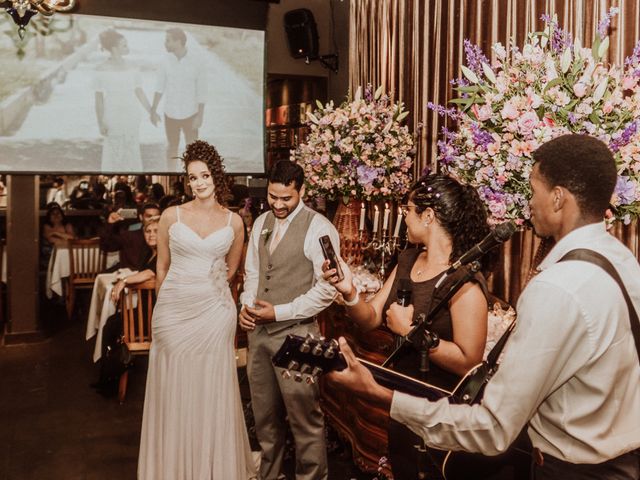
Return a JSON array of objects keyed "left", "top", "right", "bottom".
[
  {"left": 567, "top": 112, "right": 578, "bottom": 124},
  {"left": 541, "top": 14, "right": 573, "bottom": 52},
  {"left": 470, "top": 123, "right": 493, "bottom": 149},
  {"left": 356, "top": 165, "right": 379, "bottom": 187},
  {"left": 597, "top": 7, "right": 619, "bottom": 39},
  {"left": 464, "top": 39, "right": 490, "bottom": 76},
  {"left": 427, "top": 102, "right": 461, "bottom": 120},
  {"left": 609, "top": 121, "right": 638, "bottom": 152},
  {"left": 615, "top": 176, "right": 636, "bottom": 205},
  {"left": 625, "top": 41, "right": 640, "bottom": 65}
]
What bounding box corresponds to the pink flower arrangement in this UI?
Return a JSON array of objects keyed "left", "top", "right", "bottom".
[
  {"left": 436, "top": 9, "right": 640, "bottom": 224},
  {"left": 291, "top": 85, "right": 414, "bottom": 202}
]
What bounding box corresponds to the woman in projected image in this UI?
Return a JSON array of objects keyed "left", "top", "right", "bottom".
[{"left": 93, "top": 29, "right": 154, "bottom": 172}]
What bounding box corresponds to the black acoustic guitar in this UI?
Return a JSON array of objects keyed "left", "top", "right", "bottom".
[{"left": 272, "top": 333, "right": 531, "bottom": 480}]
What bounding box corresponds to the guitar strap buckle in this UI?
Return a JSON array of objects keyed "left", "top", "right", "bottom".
[{"left": 532, "top": 447, "right": 545, "bottom": 466}]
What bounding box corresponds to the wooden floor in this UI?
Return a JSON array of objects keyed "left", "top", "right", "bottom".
[{"left": 0, "top": 296, "right": 371, "bottom": 480}]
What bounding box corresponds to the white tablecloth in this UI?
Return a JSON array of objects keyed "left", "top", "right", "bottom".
[
  {"left": 46, "top": 247, "right": 119, "bottom": 299},
  {"left": 85, "top": 269, "right": 133, "bottom": 362}
]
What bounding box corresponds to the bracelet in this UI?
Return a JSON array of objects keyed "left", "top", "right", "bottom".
[{"left": 342, "top": 289, "right": 360, "bottom": 306}]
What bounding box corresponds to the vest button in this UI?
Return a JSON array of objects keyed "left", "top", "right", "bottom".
[
  {"left": 266, "top": 275, "right": 271, "bottom": 280},
  {"left": 267, "top": 264, "right": 273, "bottom": 269},
  {"left": 264, "top": 288, "right": 269, "bottom": 292}
]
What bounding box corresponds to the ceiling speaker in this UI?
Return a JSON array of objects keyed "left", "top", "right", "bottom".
[{"left": 283, "top": 8, "right": 319, "bottom": 59}]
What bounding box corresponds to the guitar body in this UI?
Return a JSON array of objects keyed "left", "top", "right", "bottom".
[{"left": 272, "top": 334, "right": 531, "bottom": 480}]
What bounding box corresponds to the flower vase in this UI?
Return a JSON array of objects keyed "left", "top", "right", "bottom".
[{"left": 332, "top": 198, "right": 366, "bottom": 266}]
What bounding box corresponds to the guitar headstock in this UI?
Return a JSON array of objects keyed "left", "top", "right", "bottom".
[{"left": 272, "top": 333, "right": 347, "bottom": 385}]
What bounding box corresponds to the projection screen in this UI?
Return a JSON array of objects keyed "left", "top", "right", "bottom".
[{"left": 0, "top": 14, "right": 265, "bottom": 174}]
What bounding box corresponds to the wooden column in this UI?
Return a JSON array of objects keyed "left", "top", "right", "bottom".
[{"left": 3, "top": 175, "right": 43, "bottom": 344}]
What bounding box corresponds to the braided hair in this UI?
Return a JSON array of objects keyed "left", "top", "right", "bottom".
[
  {"left": 409, "top": 174, "right": 492, "bottom": 268},
  {"left": 181, "top": 140, "right": 232, "bottom": 206}
]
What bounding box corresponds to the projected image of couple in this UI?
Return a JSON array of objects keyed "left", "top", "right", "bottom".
[{"left": 94, "top": 27, "right": 205, "bottom": 173}]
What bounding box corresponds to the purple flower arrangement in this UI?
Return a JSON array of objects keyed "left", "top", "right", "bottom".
[{"left": 437, "top": 9, "right": 640, "bottom": 224}]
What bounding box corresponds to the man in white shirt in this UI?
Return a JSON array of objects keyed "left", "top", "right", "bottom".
[
  {"left": 150, "top": 28, "right": 207, "bottom": 171},
  {"left": 239, "top": 160, "right": 339, "bottom": 480},
  {"left": 327, "top": 134, "right": 640, "bottom": 479}
]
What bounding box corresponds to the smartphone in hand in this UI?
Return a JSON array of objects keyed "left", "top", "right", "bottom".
[
  {"left": 319, "top": 235, "right": 344, "bottom": 282},
  {"left": 117, "top": 208, "right": 138, "bottom": 219}
]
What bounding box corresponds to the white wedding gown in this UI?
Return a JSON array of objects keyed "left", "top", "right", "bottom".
[{"left": 138, "top": 208, "right": 255, "bottom": 479}]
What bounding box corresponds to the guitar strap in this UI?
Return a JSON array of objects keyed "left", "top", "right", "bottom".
[
  {"left": 559, "top": 248, "right": 640, "bottom": 365},
  {"left": 485, "top": 318, "right": 516, "bottom": 371}
]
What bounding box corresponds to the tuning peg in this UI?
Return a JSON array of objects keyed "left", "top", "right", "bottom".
[
  {"left": 305, "top": 375, "right": 316, "bottom": 385},
  {"left": 287, "top": 360, "right": 300, "bottom": 371},
  {"left": 280, "top": 370, "right": 292, "bottom": 380},
  {"left": 294, "top": 373, "right": 304, "bottom": 382},
  {"left": 323, "top": 339, "right": 339, "bottom": 359},
  {"left": 300, "top": 334, "right": 314, "bottom": 353},
  {"left": 311, "top": 366, "right": 323, "bottom": 377},
  {"left": 312, "top": 343, "right": 324, "bottom": 356},
  {"left": 300, "top": 363, "right": 311, "bottom": 374}
]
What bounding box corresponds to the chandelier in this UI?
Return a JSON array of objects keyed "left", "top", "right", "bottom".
[{"left": 1, "top": 0, "right": 76, "bottom": 37}]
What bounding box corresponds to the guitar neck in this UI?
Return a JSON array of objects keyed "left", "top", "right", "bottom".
[{"left": 272, "top": 334, "right": 451, "bottom": 401}]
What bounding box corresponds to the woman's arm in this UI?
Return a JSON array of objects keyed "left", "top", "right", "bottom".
[
  {"left": 225, "top": 212, "right": 245, "bottom": 282},
  {"left": 111, "top": 268, "right": 156, "bottom": 303},
  {"left": 428, "top": 282, "right": 488, "bottom": 376},
  {"left": 154, "top": 208, "right": 174, "bottom": 295},
  {"left": 94, "top": 92, "right": 107, "bottom": 135},
  {"left": 324, "top": 261, "right": 397, "bottom": 331},
  {"left": 135, "top": 87, "right": 153, "bottom": 114}
]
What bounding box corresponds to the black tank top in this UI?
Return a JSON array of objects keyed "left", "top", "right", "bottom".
[{"left": 383, "top": 247, "right": 488, "bottom": 391}]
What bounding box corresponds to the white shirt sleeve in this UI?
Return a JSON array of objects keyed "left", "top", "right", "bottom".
[
  {"left": 239, "top": 213, "right": 266, "bottom": 309},
  {"left": 390, "top": 278, "right": 591, "bottom": 455},
  {"left": 273, "top": 215, "right": 340, "bottom": 321}
]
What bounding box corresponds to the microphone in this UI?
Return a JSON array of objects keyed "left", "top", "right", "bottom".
[
  {"left": 396, "top": 278, "right": 412, "bottom": 306},
  {"left": 446, "top": 222, "right": 516, "bottom": 274}
]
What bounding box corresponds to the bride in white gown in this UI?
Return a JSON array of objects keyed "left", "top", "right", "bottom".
[{"left": 138, "top": 140, "right": 256, "bottom": 479}]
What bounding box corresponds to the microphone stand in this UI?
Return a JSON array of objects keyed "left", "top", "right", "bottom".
[{"left": 382, "top": 260, "right": 481, "bottom": 368}]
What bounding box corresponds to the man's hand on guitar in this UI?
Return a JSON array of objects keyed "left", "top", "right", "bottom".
[{"left": 326, "top": 337, "right": 394, "bottom": 408}]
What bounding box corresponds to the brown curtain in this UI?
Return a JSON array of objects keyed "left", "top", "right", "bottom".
[{"left": 349, "top": 0, "right": 640, "bottom": 304}]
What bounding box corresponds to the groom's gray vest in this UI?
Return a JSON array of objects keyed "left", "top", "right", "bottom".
[{"left": 257, "top": 207, "right": 316, "bottom": 335}]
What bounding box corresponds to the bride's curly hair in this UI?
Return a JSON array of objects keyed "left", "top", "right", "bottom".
[{"left": 181, "top": 140, "right": 232, "bottom": 206}]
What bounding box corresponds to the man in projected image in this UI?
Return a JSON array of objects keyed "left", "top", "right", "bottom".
[{"left": 150, "top": 27, "right": 207, "bottom": 171}]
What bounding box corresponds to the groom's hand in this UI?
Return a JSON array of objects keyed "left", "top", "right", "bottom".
[
  {"left": 238, "top": 306, "right": 256, "bottom": 331},
  {"left": 245, "top": 300, "right": 276, "bottom": 324}
]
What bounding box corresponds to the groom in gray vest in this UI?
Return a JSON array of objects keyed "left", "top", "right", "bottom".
[{"left": 239, "top": 160, "right": 340, "bottom": 480}]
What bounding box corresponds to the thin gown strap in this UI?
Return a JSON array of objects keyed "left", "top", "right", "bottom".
[
  {"left": 176, "top": 205, "right": 181, "bottom": 223},
  {"left": 226, "top": 210, "right": 232, "bottom": 226}
]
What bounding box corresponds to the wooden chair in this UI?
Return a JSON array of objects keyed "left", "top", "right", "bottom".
[
  {"left": 66, "top": 238, "right": 107, "bottom": 318},
  {"left": 118, "top": 279, "right": 156, "bottom": 403}
]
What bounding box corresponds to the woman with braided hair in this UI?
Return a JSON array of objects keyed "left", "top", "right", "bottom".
[
  {"left": 138, "top": 140, "right": 256, "bottom": 479},
  {"left": 323, "top": 174, "right": 493, "bottom": 479}
]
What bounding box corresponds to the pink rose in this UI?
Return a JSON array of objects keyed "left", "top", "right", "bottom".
[
  {"left": 517, "top": 111, "right": 540, "bottom": 134},
  {"left": 602, "top": 101, "right": 614, "bottom": 114},
  {"left": 543, "top": 115, "right": 555, "bottom": 127},
  {"left": 500, "top": 102, "right": 519, "bottom": 120},
  {"left": 573, "top": 83, "right": 587, "bottom": 98}
]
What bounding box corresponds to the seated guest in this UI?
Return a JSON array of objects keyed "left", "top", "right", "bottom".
[
  {"left": 323, "top": 174, "right": 493, "bottom": 479},
  {"left": 46, "top": 177, "right": 67, "bottom": 207},
  {"left": 109, "top": 217, "right": 158, "bottom": 303},
  {"left": 100, "top": 202, "right": 160, "bottom": 271},
  {"left": 42, "top": 202, "right": 76, "bottom": 248},
  {"left": 94, "top": 216, "right": 159, "bottom": 397}
]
